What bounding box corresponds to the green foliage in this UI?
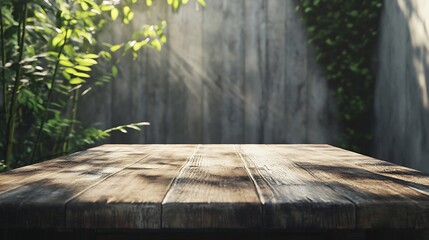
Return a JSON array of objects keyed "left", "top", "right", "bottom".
[
  {"left": 296, "top": 0, "right": 382, "bottom": 153},
  {"left": 0, "top": 0, "right": 203, "bottom": 170}
]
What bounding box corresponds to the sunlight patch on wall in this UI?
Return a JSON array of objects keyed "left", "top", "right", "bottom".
[{"left": 399, "top": 0, "right": 429, "bottom": 109}]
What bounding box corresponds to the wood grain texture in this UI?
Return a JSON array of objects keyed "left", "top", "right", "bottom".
[
  {"left": 162, "top": 145, "right": 262, "bottom": 229},
  {"left": 375, "top": 0, "right": 429, "bottom": 173},
  {"left": 304, "top": 145, "right": 429, "bottom": 229},
  {"left": 165, "top": 6, "right": 188, "bottom": 143},
  {"left": 269, "top": 145, "right": 426, "bottom": 229},
  {"left": 78, "top": 1, "right": 339, "bottom": 145},
  {"left": 66, "top": 145, "right": 196, "bottom": 229},
  {"left": 2, "top": 144, "right": 429, "bottom": 231},
  {"left": 221, "top": 0, "right": 245, "bottom": 143},
  {"left": 0, "top": 149, "right": 107, "bottom": 194},
  {"left": 184, "top": 5, "right": 204, "bottom": 144},
  {"left": 244, "top": 0, "right": 266, "bottom": 144},
  {"left": 284, "top": 1, "right": 307, "bottom": 143},
  {"left": 202, "top": 1, "right": 223, "bottom": 143},
  {"left": 110, "top": 21, "right": 145, "bottom": 144},
  {"left": 142, "top": 1, "right": 169, "bottom": 144},
  {"left": 263, "top": 0, "right": 287, "bottom": 143},
  {"left": 237, "top": 145, "right": 355, "bottom": 229},
  {"left": 0, "top": 146, "right": 156, "bottom": 228}
]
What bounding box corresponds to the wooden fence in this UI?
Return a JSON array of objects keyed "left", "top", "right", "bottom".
[{"left": 79, "top": 0, "right": 339, "bottom": 144}]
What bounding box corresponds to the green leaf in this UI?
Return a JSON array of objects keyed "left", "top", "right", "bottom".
[
  {"left": 111, "top": 65, "right": 118, "bottom": 77},
  {"left": 128, "top": 12, "right": 134, "bottom": 21},
  {"left": 80, "top": 2, "right": 89, "bottom": 10},
  {"left": 151, "top": 39, "right": 161, "bottom": 51},
  {"left": 349, "top": 10, "right": 359, "bottom": 17},
  {"left": 65, "top": 68, "right": 78, "bottom": 75},
  {"left": 52, "top": 34, "right": 64, "bottom": 46},
  {"left": 197, "top": 0, "right": 206, "bottom": 7},
  {"left": 128, "top": 125, "right": 141, "bottom": 130},
  {"left": 101, "top": 5, "right": 114, "bottom": 11},
  {"left": 173, "top": 0, "right": 179, "bottom": 9},
  {"left": 74, "top": 65, "right": 92, "bottom": 71},
  {"left": 73, "top": 72, "right": 91, "bottom": 78},
  {"left": 75, "top": 58, "right": 98, "bottom": 66},
  {"left": 146, "top": 0, "right": 152, "bottom": 6},
  {"left": 111, "top": 8, "right": 119, "bottom": 20},
  {"left": 63, "top": 45, "right": 75, "bottom": 57},
  {"left": 83, "top": 53, "right": 99, "bottom": 59},
  {"left": 62, "top": 71, "right": 71, "bottom": 80},
  {"left": 110, "top": 44, "right": 122, "bottom": 52},
  {"left": 70, "top": 78, "right": 85, "bottom": 85},
  {"left": 100, "top": 51, "right": 112, "bottom": 60},
  {"left": 123, "top": 6, "right": 131, "bottom": 16},
  {"left": 59, "top": 60, "right": 74, "bottom": 67}
]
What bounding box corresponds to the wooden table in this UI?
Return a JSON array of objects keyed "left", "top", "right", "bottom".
[{"left": 1, "top": 144, "right": 429, "bottom": 240}]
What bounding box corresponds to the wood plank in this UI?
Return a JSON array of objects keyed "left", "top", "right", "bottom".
[
  {"left": 0, "top": 145, "right": 157, "bottom": 228},
  {"left": 66, "top": 145, "right": 197, "bottom": 229},
  {"left": 269, "top": 145, "right": 424, "bottom": 229},
  {"left": 110, "top": 22, "right": 144, "bottom": 143},
  {"left": 263, "top": 0, "right": 286, "bottom": 143},
  {"left": 202, "top": 0, "right": 223, "bottom": 143},
  {"left": 0, "top": 149, "right": 107, "bottom": 194},
  {"left": 165, "top": 6, "right": 188, "bottom": 143},
  {"left": 243, "top": 0, "right": 266, "bottom": 144},
  {"left": 303, "top": 145, "right": 429, "bottom": 228},
  {"left": 184, "top": 4, "right": 203, "bottom": 143},
  {"left": 284, "top": 0, "right": 308, "bottom": 143},
  {"left": 162, "top": 145, "right": 261, "bottom": 229},
  {"left": 237, "top": 145, "right": 355, "bottom": 229},
  {"left": 142, "top": 0, "right": 169, "bottom": 143},
  {"left": 306, "top": 44, "right": 338, "bottom": 143},
  {"left": 221, "top": 0, "right": 245, "bottom": 143}
]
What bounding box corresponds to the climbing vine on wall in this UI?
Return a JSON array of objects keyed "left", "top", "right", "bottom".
[{"left": 296, "top": 0, "right": 383, "bottom": 154}]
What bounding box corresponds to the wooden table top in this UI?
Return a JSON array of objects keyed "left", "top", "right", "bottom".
[{"left": 1, "top": 144, "right": 429, "bottom": 230}]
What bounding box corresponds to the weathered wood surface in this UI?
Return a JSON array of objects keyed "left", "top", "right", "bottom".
[
  {"left": 162, "top": 145, "right": 261, "bottom": 228},
  {"left": 79, "top": 0, "right": 338, "bottom": 145},
  {"left": 1, "top": 144, "right": 429, "bottom": 231},
  {"left": 375, "top": 0, "right": 429, "bottom": 173}
]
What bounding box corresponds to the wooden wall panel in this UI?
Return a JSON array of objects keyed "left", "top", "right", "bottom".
[{"left": 81, "top": 0, "right": 339, "bottom": 145}]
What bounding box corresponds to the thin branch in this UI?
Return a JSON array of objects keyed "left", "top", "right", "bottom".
[
  {"left": 31, "top": 31, "right": 69, "bottom": 163},
  {"left": 5, "top": 3, "right": 27, "bottom": 166},
  {"left": 0, "top": 8, "right": 8, "bottom": 127}
]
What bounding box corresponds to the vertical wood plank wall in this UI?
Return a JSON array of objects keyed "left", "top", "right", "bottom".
[
  {"left": 375, "top": 0, "right": 429, "bottom": 173},
  {"left": 79, "top": 0, "right": 339, "bottom": 144}
]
